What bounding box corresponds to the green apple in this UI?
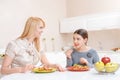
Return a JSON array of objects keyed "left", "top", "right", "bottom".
[
  {"left": 105, "top": 62, "right": 119, "bottom": 73},
  {"left": 94, "top": 61, "right": 105, "bottom": 72}
]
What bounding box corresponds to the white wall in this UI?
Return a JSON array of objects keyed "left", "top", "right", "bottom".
[
  {"left": 67, "top": 0, "right": 120, "bottom": 17},
  {"left": 0, "top": 0, "right": 66, "bottom": 51},
  {"left": 88, "top": 29, "right": 120, "bottom": 50},
  {"left": 60, "top": 0, "right": 120, "bottom": 50},
  {"left": 61, "top": 29, "right": 120, "bottom": 51},
  {"left": 1, "top": 0, "right": 120, "bottom": 52}
]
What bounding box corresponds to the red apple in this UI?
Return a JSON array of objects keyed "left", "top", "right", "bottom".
[{"left": 101, "top": 56, "right": 111, "bottom": 65}]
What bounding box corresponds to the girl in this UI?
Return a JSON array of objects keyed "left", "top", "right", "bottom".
[{"left": 65, "top": 29, "right": 99, "bottom": 68}]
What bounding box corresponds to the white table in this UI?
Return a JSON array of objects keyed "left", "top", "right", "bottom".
[
  {"left": 1, "top": 50, "right": 120, "bottom": 80},
  {"left": 1, "top": 68, "right": 120, "bottom": 80}
]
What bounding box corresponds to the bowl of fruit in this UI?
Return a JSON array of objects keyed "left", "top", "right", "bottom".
[{"left": 94, "top": 56, "right": 119, "bottom": 74}]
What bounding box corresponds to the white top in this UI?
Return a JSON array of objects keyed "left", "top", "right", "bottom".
[{"left": 5, "top": 38, "right": 40, "bottom": 68}]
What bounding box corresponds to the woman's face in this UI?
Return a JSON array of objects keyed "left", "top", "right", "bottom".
[
  {"left": 73, "top": 33, "right": 87, "bottom": 49},
  {"left": 34, "top": 23, "right": 44, "bottom": 38}
]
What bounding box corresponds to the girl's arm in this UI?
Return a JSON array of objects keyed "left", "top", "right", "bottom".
[
  {"left": 65, "top": 49, "right": 73, "bottom": 67},
  {"left": 93, "top": 50, "right": 100, "bottom": 64},
  {"left": 67, "top": 58, "right": 73, "bottom": 67},
  {"left": 80, "top": 57, "right": 93, "bottom": 68},
  {"left": 65, "top": 49, "right": 73, "bottom": 59}
]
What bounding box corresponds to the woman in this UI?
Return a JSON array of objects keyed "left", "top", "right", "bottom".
[
  {"left": 65, "top": 29, "right": 99, "bottom": 68},
  {"left": 1, "top": 17, "right": 64, "bottom": 74}
]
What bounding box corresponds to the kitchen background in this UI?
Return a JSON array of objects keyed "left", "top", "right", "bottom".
[{"left": 0, "top": 0, "right": 120, "bottom": 52}]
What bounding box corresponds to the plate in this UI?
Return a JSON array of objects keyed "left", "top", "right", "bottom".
[
  {"left": 67, "top": 66, "right": 89, "bottom": 71},
  {"left": 32, "top": 67, "right": 56, "bottom": 73}
]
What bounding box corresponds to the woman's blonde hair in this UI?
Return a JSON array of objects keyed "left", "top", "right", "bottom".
[{"left": 19, "top": 17, "right": 45, "bottom": 52}]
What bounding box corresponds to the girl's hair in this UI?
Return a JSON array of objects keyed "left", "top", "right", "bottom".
[
  {"left": 19, "top": 17, "right": 45, "bottom": 52},
  {"left": 74, "top": 29, "right": 88, "bottom": 44}
]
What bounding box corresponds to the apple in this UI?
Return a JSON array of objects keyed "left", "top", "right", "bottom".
[
  {"left": 101, "top": 56, "right": 111, "bottom": 65},
  {"left": 105, "top": 62, "right": 119, "bottom": 73},
  {"left": 94, "top": 61, "right": 105, "bottom": 72}
]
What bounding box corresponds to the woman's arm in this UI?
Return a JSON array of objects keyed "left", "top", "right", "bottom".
[
  {"left": 40, "top": 54, "right": 64, "bottom": 71},
  {"left": 1, "top": 55, "right": 21, "bottom": 74},
  {"left": 1, "top": 55, "right": 34, "bottom": 74}
]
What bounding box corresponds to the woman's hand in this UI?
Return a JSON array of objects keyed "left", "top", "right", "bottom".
[
  {"left": 42, "top": 64, "right": 50, "bottom": 69},
  {"left": 20, "top": 64, "right": 34, "bottom": 73},
  {"left": 41, "top": 64, "right": 65, "bottom": 72},
  {"left": 55, "top": 64, "right": 65, "bottom": 72},
  {"left": 65, "top": 49, "right": 73, "bottom": 59},
  {"left": 80, "top": 58, "right": 88, "bottom": 65}
]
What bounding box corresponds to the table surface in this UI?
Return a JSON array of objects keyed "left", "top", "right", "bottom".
[
  {"left": 0, "top": 68, "right": 120, "bottom": 80},
  {"left": 0, "top": 51, "right": 120, "bottom": 80}
]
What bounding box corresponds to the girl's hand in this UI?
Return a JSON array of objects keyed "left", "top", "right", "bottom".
[
  {"left": 65, "top": 49, "right": 73, "bottom": 59},
  {"left": 80, "top": 58, "right": 88, "bottom": 65},
  {"left": 20, "top": 64, "right": 34, "bottom": 73}
]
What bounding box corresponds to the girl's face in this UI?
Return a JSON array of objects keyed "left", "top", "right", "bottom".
[
  {"left": 73, "top": 33, "right": 87, "bottom": 49},
  {"left": 34, "top": 23, "right": 44, "bottom": 38}
]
